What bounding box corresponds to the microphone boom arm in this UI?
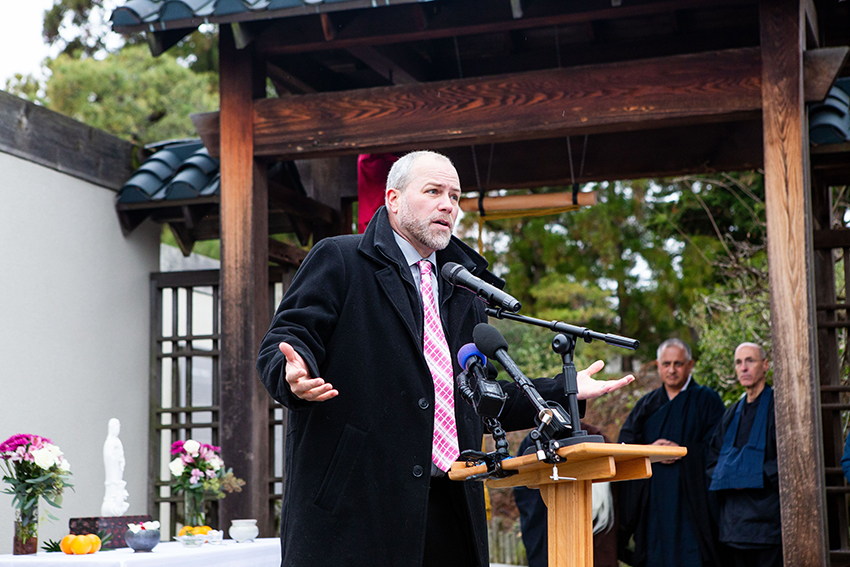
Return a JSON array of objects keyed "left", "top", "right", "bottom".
[{"left": 485, "top": 308, "right": 639, "bottom": 350}]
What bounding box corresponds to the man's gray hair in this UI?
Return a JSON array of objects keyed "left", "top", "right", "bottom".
[
  {"left": 735, "top": 342, "right": 767, "bottom": 360},
  {"left": 656, "top": 338, "right": 692, "bottom": 361},
  {"left": 385, "top": 151, "right": 454, "bottom": 205}
]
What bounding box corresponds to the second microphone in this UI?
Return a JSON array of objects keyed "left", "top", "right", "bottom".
[{"left": 441, "top": 262, "right": 522, "bottom": 312}]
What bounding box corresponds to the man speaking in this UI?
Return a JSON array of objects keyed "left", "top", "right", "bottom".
[{"left": 256, "top": 150, "right": 633, "bottom": 567}]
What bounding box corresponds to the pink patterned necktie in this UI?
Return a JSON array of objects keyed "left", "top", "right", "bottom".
[{"left": 418, "top": 260, "right": 459, "bottom": 472}]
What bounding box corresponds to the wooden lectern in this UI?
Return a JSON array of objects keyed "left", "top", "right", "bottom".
[{"left": 449, "top": 442, "right": 687, "bottom": 567}]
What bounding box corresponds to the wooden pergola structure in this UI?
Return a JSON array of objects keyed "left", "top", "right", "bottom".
[{"left": 113, "top": 1, "right": 850, "bottom": 564}]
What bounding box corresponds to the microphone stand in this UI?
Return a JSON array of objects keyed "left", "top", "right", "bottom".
[{"left": 485, "top": 307, "right": 640, "bottom": 446}]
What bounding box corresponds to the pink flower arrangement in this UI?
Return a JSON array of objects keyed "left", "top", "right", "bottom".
[
  {"left": 1, "top": 433, "right": 73, "bottom": 537},
  {"left": 168, "top": 439, "right": 243, "bottom": 499}
]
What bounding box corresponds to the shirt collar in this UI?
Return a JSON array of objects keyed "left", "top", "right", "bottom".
[
  {"left": 680, "top": 375, "right": 692, "bottom": 391},
  {"left": 392, "top": 230, "right": 437, "bottom": 267}
]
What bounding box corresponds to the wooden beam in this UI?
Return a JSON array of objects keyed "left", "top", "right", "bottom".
[
  {"left": 217, "top": 25, "right": 271, "bottom": 537},
  {"left": 346, "top": 46, "right": 421, "bottom": 85},
  {"left": 0, "top": 90, "right": 135, "bottom": 190},
  {"left": 253, "top": 0, "right": 753, "bottom": 56},
  {"left": 266, "top": 61, "right": 317, "bottom": 95},
  {"left": 804, "top": 0, "right": 819, "bottom": 48},
  {"left": 803, "top": 47, "right": 849, "bottom": 103},
  {"left": 319, "top": 13, "right": 336, "bottom": 42},
  {"left": 268, "top": 238, "right": 307, "bottom": 267},
  {"left": 458, "top": 191, "right": 596, "bottom": 214},
  {"left": 813, "top": 229, "right": 850, "bottom": 250},
  {"left": 193, "top": 47, "right": 766, "bottom": 159},
  {"left": 760, "top": 1, "right": 827, "bottom": 565},
  {"left": 166, "top": 221, "right": 195, "bottom": 256}
]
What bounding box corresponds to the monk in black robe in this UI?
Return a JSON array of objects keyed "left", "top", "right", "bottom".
[
  {"left": 707, "top": 343, "right": 781, "bottom": 567},
  {"left": 617, "top": 339, "right": 725, "bottom": 567}
]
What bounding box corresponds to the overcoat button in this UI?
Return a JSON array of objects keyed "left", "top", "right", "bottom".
[
  {"left": 412, "top": 465, "right": 424, "bottom": 477},
  {"left": 418, "top": 398, "right": 429, "bottom": 410}
]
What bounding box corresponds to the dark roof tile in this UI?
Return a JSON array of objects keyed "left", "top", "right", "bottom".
[
  {"left": 160, "top": 1, "right": 197, "bottom": 21},
  {"left": 116, "top": 140, "right": 218, "bottom": 204},
  {"left": 136, "top": 159, "right": 176, "bottom": 181},
  {"left": 111, "top": 0, "right": 161, "bottom": 26},
  {"left": 119, "top": 170, "right": 167, "bottom": 201},
  {"left": 112, "top": 0, "right": 433, "bottom": 32}
]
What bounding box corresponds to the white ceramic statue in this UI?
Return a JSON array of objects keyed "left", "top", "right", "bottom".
[{"left": 101, "top": 418, "right": 130, "bottom": 517}]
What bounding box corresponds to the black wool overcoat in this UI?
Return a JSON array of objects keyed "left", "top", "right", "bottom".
[{"left": 257, "top": 207, "right": 570, "bottom": 567}]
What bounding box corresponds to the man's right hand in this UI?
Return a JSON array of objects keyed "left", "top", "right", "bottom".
[{"left": 279, "top": 342, "right": 339, "bottom": 402}]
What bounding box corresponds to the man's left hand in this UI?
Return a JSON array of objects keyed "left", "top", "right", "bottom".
[{"left": 576, "top": 360, "right": 635, "bottom": 400}]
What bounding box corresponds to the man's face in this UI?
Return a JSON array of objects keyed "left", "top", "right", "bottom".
[
  {"left": 735, "top": 345, "right": 769, "bottom": 390},
  {"left": 387, "top": 155, "right": 461, "bottom": 256},
  {"left": 657, "top": 345, "right": 694, "bottom": 392}
]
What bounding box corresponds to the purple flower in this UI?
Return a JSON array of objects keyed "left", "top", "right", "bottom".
[
  {"left": 9, "top": 446, "right": 27, "bottom": 463},
  {"left": 205, "top": 470, "right": 216, "bottom": 479},
  {"left": 181, "top": 453, "right": 194, "bottom": 465},
  {"left": 0, "top": 434, "right": 50, "bottom": 456},
  {"left": 170, "top": 440, "right": 185, "bottom": 456},
  {"left": 189, "top": 469, "right": 203, "bottom": 484}
]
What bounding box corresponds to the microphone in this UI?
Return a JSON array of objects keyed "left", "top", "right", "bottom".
[
  {"left": 473, "top": 324, "right": 532, "bottom": 390},
  {"left": 458, "top": 343, "right": 487, "bottom": 371},
  {"left": 457, "top": 343, "right": 506, "bottom": 418},
  {"left": 441, "top": 262, "right": 522, "bottom": 313},
  {"left": 473, "top": 323, "right": 572, "bottom": 435}
]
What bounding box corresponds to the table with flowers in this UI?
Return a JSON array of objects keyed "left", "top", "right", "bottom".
[
  {"left": 2, "top": 434, "right": 261, "bottom": 566},
  {"left": 0, "top": 538, "right": 282, "bottom": 567}
]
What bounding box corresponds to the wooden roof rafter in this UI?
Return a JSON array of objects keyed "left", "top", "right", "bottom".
[{"left": 192, "top": 46, "right": 847, "bottom": 168}]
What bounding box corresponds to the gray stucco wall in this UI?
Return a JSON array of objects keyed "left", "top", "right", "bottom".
[{"left": 0, "top": 144, "right": 159, "bottom": 552}]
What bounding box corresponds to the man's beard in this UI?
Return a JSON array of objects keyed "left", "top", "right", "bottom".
[{"left": 398, "top": 197, "right": 453, "bottom": 252}]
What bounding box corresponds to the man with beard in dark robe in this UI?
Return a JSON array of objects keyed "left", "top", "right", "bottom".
[{"left": 617, "top": 338, "right": 725, "bottom": 567}]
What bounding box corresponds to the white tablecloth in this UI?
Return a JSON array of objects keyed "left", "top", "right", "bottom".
[{"left": 0, "top": 539, "right": 280, "bottom": 567}]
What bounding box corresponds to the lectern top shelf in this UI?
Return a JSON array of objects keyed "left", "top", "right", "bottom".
[{"left": 448, "top": 442, "right": 687, "bottom": 489}]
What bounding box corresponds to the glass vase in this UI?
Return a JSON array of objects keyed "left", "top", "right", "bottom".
[
  {"left": 183, "top": 490, "right": 206, "bottom": 527},
  {"left": 13, "top": 504, "right": 38, "bottom": 555}
]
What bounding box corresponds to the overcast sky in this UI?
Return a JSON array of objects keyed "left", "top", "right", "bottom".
[{"left": 0, "top": 1, "right": 55, "bottom": 85}]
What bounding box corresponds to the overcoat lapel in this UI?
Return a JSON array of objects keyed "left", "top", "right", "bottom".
[
  {"left": 374, "top": 266, "right": 421, "bottom": 348},
  {"left": 360, "top": 207, "right": 423, "bottom": 351}
]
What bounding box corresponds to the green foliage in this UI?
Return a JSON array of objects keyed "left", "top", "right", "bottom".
[
  {"left": 168, "top": 29, "right": 220, "bottom": 76},
  {"left": 42, "top": 538, "right": 63, "bottom": 553},
  {"left": 466, "top": 180, "right": 704, "bottom": 373},
  {"left": 44, "top": 45, "right": 218, "bottom": 144},
  {"left": 43, "top": 0, "right": 137, "bottom": 58},
  {"left": 661, "top": 172, "right": 771, "bottom": 404},
  {"left": 688, "top": 283, "right": 771, "bottom": 405},
  {"left": 3, "top": 74, "right": 43, "bottom": 102},
  {"left": 96, "top": 530, "right": 113, "bottom": 548},
  {"left": 464, "top": 171, "right": 770, "bottom": 408}
]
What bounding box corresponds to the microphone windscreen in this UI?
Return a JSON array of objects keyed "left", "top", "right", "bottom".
[
  {"left": 440, "top": 262, "right": 461, "bottom": 282},
  {"left": 458, "top": 343, "right": 487, "bottom": 369},
  {"left": 473, "top": 323, "right": 509, "bottom": 358}
]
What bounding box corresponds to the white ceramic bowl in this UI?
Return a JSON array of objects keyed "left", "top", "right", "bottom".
[{"left": 229, "top": 519, "right": 259, "bottom": 543}]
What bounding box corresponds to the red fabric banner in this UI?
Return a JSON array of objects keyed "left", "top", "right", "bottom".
[{"left": 357, "top": 153, "right": 399, "bottom": 233}]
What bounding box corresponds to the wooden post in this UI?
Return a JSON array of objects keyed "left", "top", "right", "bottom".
[
  {"left": 760, "top": 1, "right": 828, "bottom": 565},
  {"left": 811, "top": 175, "right": 849, "bottom": 552},
  {"left": 541, "top": 482, "right": 593, "bottom": 567},
  {"left": 218, "top": 24, "right": 271, "bottom": 535}
]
